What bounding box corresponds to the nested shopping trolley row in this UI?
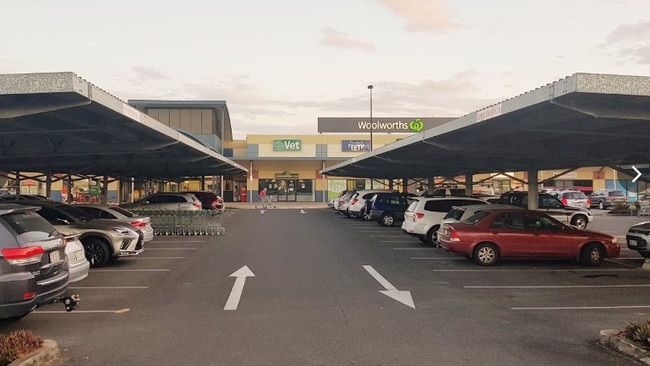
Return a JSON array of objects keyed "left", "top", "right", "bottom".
[{"left": 130, "top": 209, "right": 227, "bottom": 236}]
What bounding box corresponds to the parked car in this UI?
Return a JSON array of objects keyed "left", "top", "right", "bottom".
[
  {"left": 74, "top": 204, "right": 154, "bottom": 243},
  {"left": 590, "top": 189, "right": 628, "bottom": 210},
  {"left": 330, "top": 190, "right": 350, "bottom": 210},
  {"left": 0, "top": 194, "right": 49, "bottom": 201},
  {"left": 183, "top": 191, "right": 225, "bottom": 210},
  {"left": 0, "top": 204, "right": 69, "bottom": 320},
  {"left": 120, "top": 192, "right": 202, "bottom": 211},
  {"left": 335, "top": 190, "right": 357, "bottom": 216},
  {"left": 548, "top": 189, "right": 591, "bottom": 208},
  {"left": 64, "top": 234, "right": 90, "bottom": 283},
  {"left": 437, "top": 208, "right": 620, "bottom": 266},
  {"left": 367, "top": 192, "right": 412, "bottom": 226},
  {"left": 11, "top": 200, "right": 143, "bottom": 267},
  {"left": 441, "top": 203, "right": 522, "bottom": 226},
  {"left": 401, "top": 196, "right": 489, "bottom": 245},
  {"left": 498, "top": 192, "right": 593, "bottom": 229},
  {"left": 347, "top": 189, "right": 395, "bottom": 219},
  {"left": 626, "top": 221, "right": 650, "bottom": 258}
]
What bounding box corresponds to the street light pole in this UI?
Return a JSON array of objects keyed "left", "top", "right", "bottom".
[{"left": 368, "top": 85, "right": 373, "bottom": 151}]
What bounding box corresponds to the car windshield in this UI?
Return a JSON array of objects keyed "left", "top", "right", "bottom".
[
  {"left": 444, "top": 208, "right": 466, "bottom": 221},
  {"left": 4, "top": 211, "right": 58, "bottom": 241},
  {"left": 610, "top": 191, "right": 626, "bottom": 197},
  {"left": 461, "top": 210, "right": 490, "bottom": 225}
]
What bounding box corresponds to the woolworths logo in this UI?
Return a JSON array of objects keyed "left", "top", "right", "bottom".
[
  {"left": 356, "top": 118, "right": 425, "bottom": 132},
  {"left": 409, "top": 118, "right": 424, "bottom": 132}
]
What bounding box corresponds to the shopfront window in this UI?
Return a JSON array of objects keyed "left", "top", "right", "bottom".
[{"left": 259, "top": 179, "right": 314, "bottom": 202}]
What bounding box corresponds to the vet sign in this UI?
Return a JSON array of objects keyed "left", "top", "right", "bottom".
[{"left": 273, "top": 139, "right": 302, "bottom": 151}]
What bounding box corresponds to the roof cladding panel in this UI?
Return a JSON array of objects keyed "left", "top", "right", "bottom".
[
  {"left": 0, "top": 72, "right": 246, "bottom": 179},
  {"left": 322, "top": 73, "right": 650, "bottom": 179}
]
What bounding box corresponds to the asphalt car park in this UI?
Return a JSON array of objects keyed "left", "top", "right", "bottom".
[{"left": 2, "top": 207, "right": 649, "bottom": 365}]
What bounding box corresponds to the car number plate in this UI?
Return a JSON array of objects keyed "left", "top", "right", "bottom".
[
  {"left": 50, "top": 250, "right": 60, "bottom": 263},
  {"left": 629, "top": 239, "right": 637, "bottom": 247}
]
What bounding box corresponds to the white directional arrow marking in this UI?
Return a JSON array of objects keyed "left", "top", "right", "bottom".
[
  {"left": 633, "top": 166, "right": 642, "bottom": 183},
  {"left": 363, "top": 265, "right": 415, "bottom": 309},
  {"left": 224, "top": 265, "right": 255, "bottom": 311},
  {"left": 300, "top": 209, "right": 306, "bottom": 214}
]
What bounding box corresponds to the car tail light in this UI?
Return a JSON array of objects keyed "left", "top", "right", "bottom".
[
  {"left": 449, "top": 229, "right": 461, "bottom": 242},
  {"left": 561, "top": 197, "right": 568, "bottom": 205},
  {"left": 23, "top": 291, "right": 36, "bottom": 300},
  {"left": 414, "top": 213, "right": 424, "bottom": 220},
  {"left": 130, "top": 221, "right": 147, "bottom": 229},
  {"left": 587, "top": 197, "right": 592, "bottom": 206},
  {"left": 193, "top": 202, "right": 202, "bottom": 209},
  {"left": 1, "top": 246, "right": 45, "bottom": 265},
  {"left": 351, "top": 198, "right": 358, "bottom": 205}
]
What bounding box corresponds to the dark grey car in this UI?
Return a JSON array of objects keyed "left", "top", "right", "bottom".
[{"left": 0, "top": 204, "right": 69, "bottom": 320}]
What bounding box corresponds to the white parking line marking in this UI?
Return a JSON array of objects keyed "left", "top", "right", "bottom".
[
  {"left": 512, "top": 305, "right": 650, "bottom": 310},
  {"left": 465, "top": 284, "right": 650, "bottom": 289},
  {"left": 92, "top": 269, "right": 170, "bottom": 272},
  {"left": 69, "top": 286, "right": 148, "bottom": 289},
  {"left": 410, "top": 257, "right": 465, "bottom": 260}
]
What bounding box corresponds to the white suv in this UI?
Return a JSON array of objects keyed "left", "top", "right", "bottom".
[{"left": 401, "top": 196, "right": 488, "bottom": 245}]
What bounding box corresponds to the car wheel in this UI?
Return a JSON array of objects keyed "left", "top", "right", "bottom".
[
  {"left": 83, "top": 238, "right": 111, "bottom": 268},
  {"left": 379, "top": 213, "right": 395, "bottom": 226},
  {"left": 363, "top": 211, "right": 372, "bottom": 221},
  {"left": 598, "top": 201, "right": 605, "bottom": 210},
  {"left": 473, "top": 243, "right": 498, "bottom": 266},
  {"left": 581, "top": 243, "right": 605, "bottom": 266},
  {"left": 426, "top": 225, "right": 440, "bottom": 246},
  {"left": 571, "top": 215, "right": 588, "bottom": 229}
]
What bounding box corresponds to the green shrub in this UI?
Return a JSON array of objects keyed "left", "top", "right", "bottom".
[
  {"left": 622, "top": 320, "right": 650, "bottom": 348},
  {"left": 0, "top": 330, "right": 43, "bottom": 366}
]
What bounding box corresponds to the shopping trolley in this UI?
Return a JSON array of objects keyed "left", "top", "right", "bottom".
[{"left": 255, "top": 195, "right": 276, "bottom": 209}]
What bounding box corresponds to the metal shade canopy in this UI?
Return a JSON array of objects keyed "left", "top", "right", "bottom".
[
  {"left": 322, "top": 73, "right": 650, "bottom": 179},
  {"left": 0, "top": 72, "right": 247, "bottom": 179}
]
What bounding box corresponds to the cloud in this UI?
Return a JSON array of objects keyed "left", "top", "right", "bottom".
[
  {"left": 131, "top": 66, "right": 169, "bottom": 82},
  {"left": 320, "top": 28, "right": 376, "bottom": 52},
  {"left": 604, "top": 21, "right": 650, "bottom": 65},
  {"left": 376, "top": 0, "right": 462, "bottom": 33}
]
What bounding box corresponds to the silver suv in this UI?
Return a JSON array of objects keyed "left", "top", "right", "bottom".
[{"left": 120, "top": 192, "right": 202, "bottom": 211}]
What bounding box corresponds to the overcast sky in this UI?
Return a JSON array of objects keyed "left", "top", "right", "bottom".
[{"left": 2, "top": 0, "right": 649, "bottom": 139}]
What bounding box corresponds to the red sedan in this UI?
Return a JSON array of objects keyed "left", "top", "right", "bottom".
[{"left": 437, "top": 208, "right": 620, "bottom": 266}]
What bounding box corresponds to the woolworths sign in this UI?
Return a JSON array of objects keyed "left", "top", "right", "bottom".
[
  {"left": 273, "top": 139, "right": 302, "bottom": 151},
  {"left": 317, "top": 117, "right": 455, "bottom": 133}
]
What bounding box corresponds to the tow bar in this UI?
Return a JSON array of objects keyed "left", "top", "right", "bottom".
[{"left": 56, "top": 294, "right": 81, "bottom": 312}]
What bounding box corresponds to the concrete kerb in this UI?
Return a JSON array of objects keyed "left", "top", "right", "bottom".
[
  {"left": 600, "top": 329, "right": 650, "bottom": 365},
  {"left": 8, "top": 339, "right": 61, "bottom": 366}
]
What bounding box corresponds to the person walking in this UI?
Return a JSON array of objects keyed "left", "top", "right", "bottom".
[{"left": 258, "top": 188, "right": 268, "bottom": 208}]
